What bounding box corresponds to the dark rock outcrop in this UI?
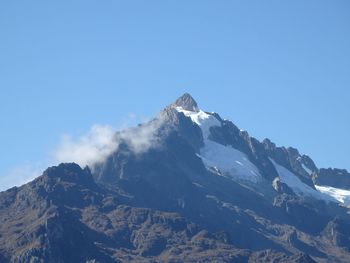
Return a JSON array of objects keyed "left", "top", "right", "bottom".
[{"left": 314, "top": 168, "right": 350, "bottom": 189}]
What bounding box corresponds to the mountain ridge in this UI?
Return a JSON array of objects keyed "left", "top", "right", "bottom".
[{"left": 1, "top": 93, "right": 350, "bottom": 262}]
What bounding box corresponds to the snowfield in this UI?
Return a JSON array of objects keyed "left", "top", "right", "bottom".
[
  {"left": 199, "top": 140, "right": 261, "bottom": 182},
  {"left": 270, "top": 158, "right": 336, "bottom": 202},
  {"left": 175, "top": 107, "right": 220, "bottom": 138},
  {"left": 176, "top": 106, "right": 348, "bottom": 206},
  {"left": 176, "top": 106, "right": 261, "bottom": 183},
  {"left": 315, "top": 185, "right": 350, "bottom": 206}
]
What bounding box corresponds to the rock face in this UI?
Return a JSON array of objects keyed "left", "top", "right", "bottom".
[
  {"left": 171, "top": 92, "right": 199, "bottom": 112},
  {"left": 0, "top": 93, "right": 350, "bottom": 262},
  {"left": 313, "top": 168, "right": 350, "bottom": 189}
]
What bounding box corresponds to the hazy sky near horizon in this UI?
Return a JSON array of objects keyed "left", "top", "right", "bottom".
[{"left": 0, "top": 1, "right": 349, "bottom": 189}]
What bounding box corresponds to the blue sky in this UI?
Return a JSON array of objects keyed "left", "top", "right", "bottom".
[{"left": 0, "top": 1, "right": 349, "bottom": 189}]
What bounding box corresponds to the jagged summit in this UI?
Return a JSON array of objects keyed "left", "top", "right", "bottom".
[{"left": 172, "top": 93, "right": 199, "bottom": 112}]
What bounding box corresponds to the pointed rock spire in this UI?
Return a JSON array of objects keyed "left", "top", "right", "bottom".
[{"left": 172, "top": 93, "right": 199, "bottom": 112}]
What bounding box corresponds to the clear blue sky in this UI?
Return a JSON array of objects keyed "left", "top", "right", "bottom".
[{"left": 0, "top": 1, "right": 349, "bottom": 188}]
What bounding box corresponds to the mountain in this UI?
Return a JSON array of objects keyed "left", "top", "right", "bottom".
[{"left": 1, "top": 93, "right": 350, "bottom": 262}]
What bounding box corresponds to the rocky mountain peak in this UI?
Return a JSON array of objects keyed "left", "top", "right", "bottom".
[
  {"left": 1, "top": 94, "right": 350, "bottom": 262},
  {"left": 172, "top": 93, "right": 199, "bottom": 112}
]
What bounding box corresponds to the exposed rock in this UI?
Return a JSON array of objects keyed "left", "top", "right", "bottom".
[
  {"left": 314, "top": 168, "right": 350, "bottom": 189},
  {"left": 171, "top": 93, "right": 199, "bottom": 112}
]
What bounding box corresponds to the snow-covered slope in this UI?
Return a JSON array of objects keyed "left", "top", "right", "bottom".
[
  {"left": 176, "top": 106, "right": 261, "bottom": 183},
  {"left": 176, "top": 104, "right": 347, "bottom": 205},
  {"left": 175, "top": 107, "right": 220, "bottom": 138},
  {"left": 315, "top": 185, "right": 350, "bottom": 206},
  {"left": 270, "top": 158, "right": 335, "bottom": 202},
  {"left": 199, "top": 140, "right": 261, "bottom": 182}
]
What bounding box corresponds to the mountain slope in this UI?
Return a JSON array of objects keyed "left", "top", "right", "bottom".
[{"left": 1, "top": 93, "right": 350, "bottom": 262}]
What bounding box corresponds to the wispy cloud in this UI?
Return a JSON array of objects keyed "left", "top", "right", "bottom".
[
  {"left": 1, "top": 114, "right": 166, "bottom": 192},
  {"left": 53, "top": 116, "right": 166, "bottom": 168},
  {"left": 117, "top": 118, "right": 165, "bottom": 155},
  {"left": 54, "top": 124, "right": 118, "bottom": 168}
]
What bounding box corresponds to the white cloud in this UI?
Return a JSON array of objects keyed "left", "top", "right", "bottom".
[
  {"left": 118, "top": 118, "right": 165, "bottom": 155},
  {"left": 54, "top": 117, "right": 165, "bottom": 168},
  {"left": 1, "top": 114, "right": 166, "bottom": 192},
  {"left": 54, "top": 124, "right": 118, "bottom": 168}
]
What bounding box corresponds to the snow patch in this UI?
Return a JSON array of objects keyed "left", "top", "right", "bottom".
[
  {"left": 270, "top": 158, "right": 335, "bottom": 202},
  {"left": 315, "top": 185, "right": 350, "bottom": 206},
  {"left": 301, "top": 163, "right": 313, "bottom": 175},
  {"left": 176, "top": 107, "right": 220, "bottom": 139},
  {"left": 176, "top": 106, "right": 261, "bottom": 183},
  {"left": 192, "top": 182, "right": 204, "bottom": 188},
  {"left": 200, "top": 140, "right": 261, "bottom": 182}
]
